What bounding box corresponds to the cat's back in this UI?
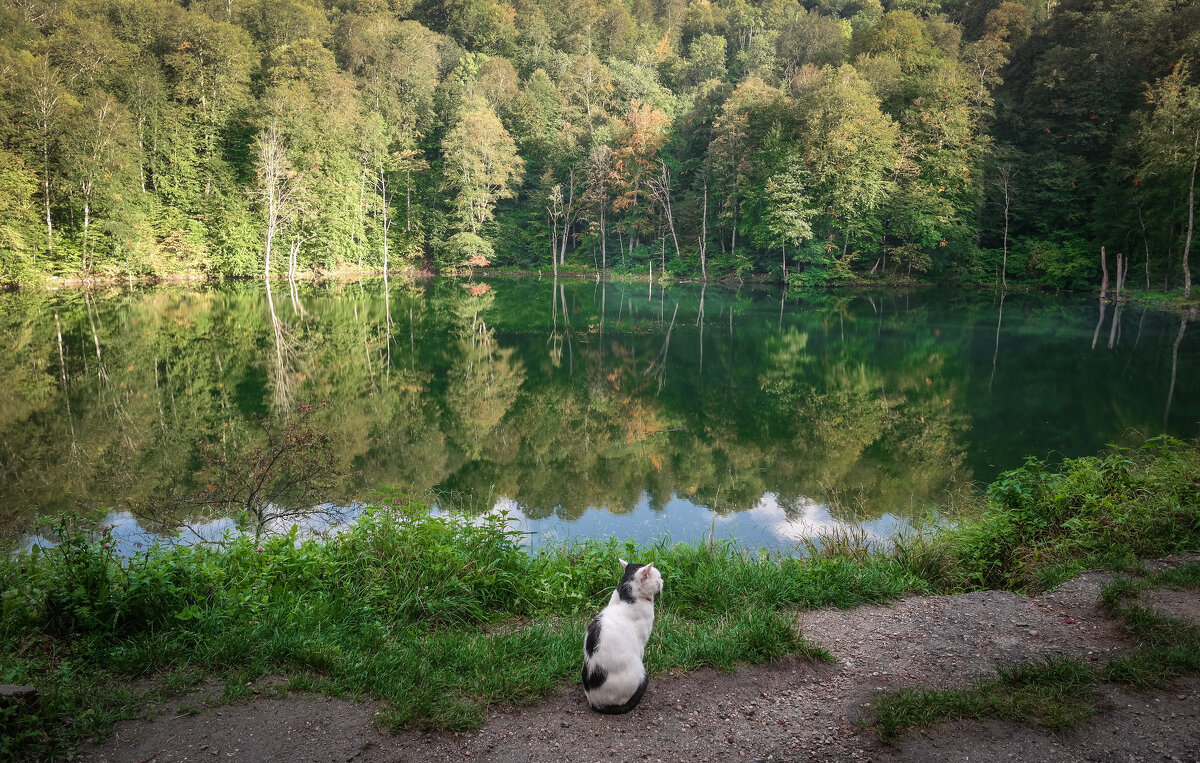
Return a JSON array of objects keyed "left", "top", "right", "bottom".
[{"left": 581, "top": 560, "right": 663, "bottom": 714}]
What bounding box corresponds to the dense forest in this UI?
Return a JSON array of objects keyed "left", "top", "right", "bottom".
[{"left": 0, "top": 0, "right": 1198, "bottom": 290}]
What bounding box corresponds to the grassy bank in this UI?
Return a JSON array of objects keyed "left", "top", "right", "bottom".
[{"left": 2, "top": 437, "right": 1198, "bottom": 759}]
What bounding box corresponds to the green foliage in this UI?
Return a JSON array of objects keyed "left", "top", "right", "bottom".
[
  {"left": 945, "top": 437, "right": 1200, "bottom": 591},
  {"left": 0, "top": 0, "right": 1195, "bottom": 288}
]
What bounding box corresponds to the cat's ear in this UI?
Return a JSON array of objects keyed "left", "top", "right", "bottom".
[{"left": 619, "top": 558, "right": 629, "bottom": 569}]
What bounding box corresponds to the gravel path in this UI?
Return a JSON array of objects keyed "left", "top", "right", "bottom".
[{"left": 82, "top": 553, "right": 1200, "bottom": 763}]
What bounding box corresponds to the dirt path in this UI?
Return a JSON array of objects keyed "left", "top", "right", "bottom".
[{"left": 81, "top": 554, "right": 1200, "bottom": 763}]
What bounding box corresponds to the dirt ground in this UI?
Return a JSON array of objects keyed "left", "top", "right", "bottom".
[{"left": 81, "top": 553, "right": 1200, "bottom": 763}]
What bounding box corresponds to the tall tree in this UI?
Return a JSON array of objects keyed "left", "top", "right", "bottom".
[
  {"left": 1138, "top": 62, "right": 1200, "bottom": 299},
  {"left": 442, "top": 94, "right": 525, "bottom": 236}
]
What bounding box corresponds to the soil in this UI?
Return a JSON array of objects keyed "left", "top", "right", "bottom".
[{"left": 80, "top": 553, "right": 1200, "bottom": 763}]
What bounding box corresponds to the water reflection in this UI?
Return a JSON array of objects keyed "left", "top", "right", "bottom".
[
  {"left": 20, "top": 491, "right": 905, "bottom": 558},
  {"left": 1, "top": 280, "right": 1198, "bottom": 553}
]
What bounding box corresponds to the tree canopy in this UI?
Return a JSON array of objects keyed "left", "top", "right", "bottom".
[{"left": 2, "top": 0, "right": 1199, "bottom": 291}]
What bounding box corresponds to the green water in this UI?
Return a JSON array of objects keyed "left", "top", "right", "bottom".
[{"left": 2, "top": 279, "right": 1197, "bottom": 551}]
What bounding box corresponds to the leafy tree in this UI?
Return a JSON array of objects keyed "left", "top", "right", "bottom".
[
  {"left": 442, "top": 95, "right": 525, "bottom": 236},
  {"left": 795, "top": 65, "right": 898, "bottom": 267}
]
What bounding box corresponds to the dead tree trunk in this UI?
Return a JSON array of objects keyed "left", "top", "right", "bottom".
[{"left": 1099, "top": 246, "right": 1109, "bottom": 300}]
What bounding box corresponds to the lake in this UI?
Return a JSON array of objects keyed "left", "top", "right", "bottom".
[{"left": 2, "top": 278, "right": 1197, "bottom": 554}]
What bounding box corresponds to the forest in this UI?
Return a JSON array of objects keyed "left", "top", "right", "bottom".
[{"left": 1, "top": 0, "right": 1199, "bottom": 291}]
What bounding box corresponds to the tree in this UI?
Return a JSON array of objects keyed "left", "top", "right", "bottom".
[
  {"left": 796, "top": 65, "right": 898, "bottom": 264},
  {"left": 708, "top": 77, "right": 776, "bottom": 255},
  {"left": 442, "top": 95, "right": 525, "bottom": 236},
  {"left": 763, "top": 153, "right": 816, "bottom": 279},
  {"left": 1138, "top": 62, "right": 1200, "bottom": 299},
  {"left": 584, "top": 141, "right": 613, "bottom": 271},
  {"left": 63, "top": 92, "right": 134, "bottom": 271},
  {"left": 611, "top": 101, "right": 669, "bottom": 257},
  {"left": 255, "top": 120, "right": 298, "bottom": 279},
  {"left": 27, "top": 56, "right": 74, "bottom": 259}
]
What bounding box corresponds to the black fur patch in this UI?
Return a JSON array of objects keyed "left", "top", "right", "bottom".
[
  {"left": 582, "top": 663, "right": 608, "bottom": 691},
  {"left": 590, "top": 673, "right": 649, "bottom": 715},
  {"left": 617, "top": 563, "right": 644, "bottom": 604},
  {"left": 585, "top": 617, "right": 602, "bottom": 657}
]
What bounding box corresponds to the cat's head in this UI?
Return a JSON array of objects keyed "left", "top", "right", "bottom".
[{"left": 618, "top": 558, "right": 663, "bottom": 602}]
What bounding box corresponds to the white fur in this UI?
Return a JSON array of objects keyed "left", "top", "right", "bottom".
[{"left": 582, "top": 560, "right": 663, "bottom": 712}]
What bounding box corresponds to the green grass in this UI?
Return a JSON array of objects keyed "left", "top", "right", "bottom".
[
  {"left": 870, "top": 561, "right": 1200, "bottom": 743},
  {"left": 1, "top": 436, "right": 1198, "bottom": 759}
]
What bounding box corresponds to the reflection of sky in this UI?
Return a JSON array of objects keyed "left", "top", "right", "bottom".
[
  {"left": 18, "top": 493, "right": 907, "bottom": 558},
  {"left": 17, "top": 504, "right": 361, "bottom": 558},
  {"left": 443, "top": 492, "right": 906, "bottom": 554}
]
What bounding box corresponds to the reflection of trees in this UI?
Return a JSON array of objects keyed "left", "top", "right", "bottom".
[
  {"left": 443, "top": 288, "right": 526, "bottom": 460},
  {"left": 3, "top": 283, "right": 1198, "bottom": 543}
]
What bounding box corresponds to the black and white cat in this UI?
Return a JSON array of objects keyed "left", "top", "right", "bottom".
[{"left": 581, "top": 559, "right": 664, "bottom": 714}]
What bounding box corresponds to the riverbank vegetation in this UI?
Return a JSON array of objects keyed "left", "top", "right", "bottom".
[
  {"left": 1, "top": 436, "right": 1197, "bottom": 758},
  {"left": 1, "top": 0, "right": 1199, "bottom": 293}
]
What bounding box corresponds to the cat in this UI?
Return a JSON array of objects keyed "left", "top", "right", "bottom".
[{"left": 581, "top": 558, "right": 664, "bottom": 714}]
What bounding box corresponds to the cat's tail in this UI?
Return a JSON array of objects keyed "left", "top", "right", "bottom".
[{"left": 588, "top": 675, "right": 649, "bottom": 715}]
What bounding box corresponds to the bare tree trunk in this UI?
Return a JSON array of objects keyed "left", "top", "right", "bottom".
[
  {"left": 560, "top": 169, "right": 575, "bottom": 266},
  {"left": 600, "top": 205, "right": 606, "bottom": 275},
  {"left": 34, "top": 59, "right": 61, "bottom": 258},
  {"left": 652, "top": 160, "right": 681, "bottom": 257},
  {"left": 1183, "top": 133, "right": 1197, "bottom": 300},
  {"left": 1099, "top": 246, "right": 1109, "bottom": 300},
  {"left": 1138, "top": 203, "right": 1151, "bottom": 291},
  {"left": 1115, "top": 252, "right": 1124, "bottom": 299},
  {"left": 379, "top": 156, "right": 390, "bottom": 275},
  {"left": 699, "top": 183, "right": 708, "bottom": 280},
  {"left": 81, "top": 201, "right": 90, "bottom": 272},
  {"left": 1001, "top": 175, "right": 1010, "bottom": 289}
]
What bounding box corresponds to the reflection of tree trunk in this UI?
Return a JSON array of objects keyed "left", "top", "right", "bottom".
[
  {"left": 1164, "top": 312, "right": 1190, "bottom": 429},
  {"left": 265, "top": 281, "right": 295, "bottom": 411},
  {"left": 990, "top": 291, "right": 1004, "bottom": 390},
  {"left": 84, "top": 292, "right": 108, "bottom": 386},
  {"left": 697, "top": 283, "right": 705, "bottom": 376},
  {"left": 356, "top": 301, "right": 375, "bottom": 391},
  {"left": 384, "top": 271, "right": 392, "bottom": 376},
  {"left": 560, "top": 282, "right": 574, "bottom": 375},
  {"left": 1091, "top": 298, "right": 1106, "bottom": 350},
  {"left": 646, "top": 303, "right": 679, "bottom": 395},
  {"left": 1107, "top": 302, "right": 1121, "bottom": 349},
  {"left": 600, "top": 279, "right": 606, "bottom": 340},
  {"left": 55, "top": 311, "right": 71, "bottom": 418}
]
